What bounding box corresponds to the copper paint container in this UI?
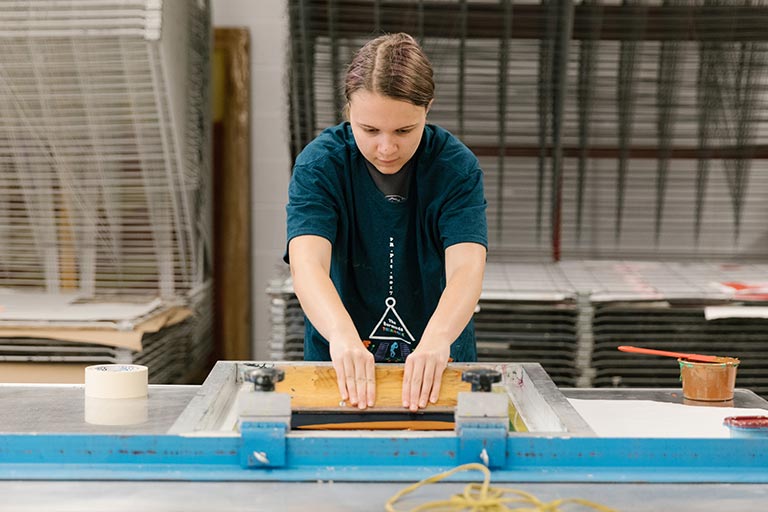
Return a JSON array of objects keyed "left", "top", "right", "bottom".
[{"left": 678, "top": 357, "right": 739, "bottom": 402}]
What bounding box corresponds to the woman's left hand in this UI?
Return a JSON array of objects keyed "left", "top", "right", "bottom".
[
  {"left": 401, "top": 243, "right": 486, "bottom": 411},
  {"left": 402, "top": 341, "right": 450, "bottom": 411}
]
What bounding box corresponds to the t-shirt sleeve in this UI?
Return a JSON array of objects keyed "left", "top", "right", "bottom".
[
  {"left": 284, "top": 164, "right": 339, "bottom": 263},
  {"left": 438, "top": 169, "right": 489, "bottom": 250}
]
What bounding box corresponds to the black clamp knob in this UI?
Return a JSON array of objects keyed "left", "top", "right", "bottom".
[
  {"left": 245, "top": 367, "right": 285, "bottom": 392},
  {"left": 461, "top": 368, "right": 502, "bottom": 392}
]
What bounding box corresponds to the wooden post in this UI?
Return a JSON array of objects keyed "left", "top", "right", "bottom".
[{"left": 213, "top": 28, "right": 252, "bottom": 360}]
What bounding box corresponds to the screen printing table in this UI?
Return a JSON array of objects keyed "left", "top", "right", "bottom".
[{"left": 1, "top": 361, "right": 767, "bottom": 511}]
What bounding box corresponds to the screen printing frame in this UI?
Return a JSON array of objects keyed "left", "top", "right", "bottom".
[
  {"left": 0, "top": 361, "right": 767, "bottom": 483},
  {"left": 168, "top": 361, "right": 594, "bottom": 435}
]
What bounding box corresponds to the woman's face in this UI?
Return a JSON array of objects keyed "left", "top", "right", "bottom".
[{"left": 348, "top": 90, "right": 430, "bottom": 175}]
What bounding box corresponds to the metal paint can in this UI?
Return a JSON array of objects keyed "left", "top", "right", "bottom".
[
  {"left": 678, "top": 357, "right": 739, "bottom": 402},
  {"left": 723, "top": 416, "right": 768, "bottom": 438}
]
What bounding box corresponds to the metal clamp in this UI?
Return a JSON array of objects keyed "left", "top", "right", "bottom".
[
  {"left": 237, "top": 365, "right": 291, "bottom": 469},
  {"left": 239, "top": 421, "right": 287, "bottom": 468},
  {"left": 456, "top": 423, "right": 508, "bottom": 469},
  {"left": 455, "top": 369, "right": 509, "bottom": 468}
]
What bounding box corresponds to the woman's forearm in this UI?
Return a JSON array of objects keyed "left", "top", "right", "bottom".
[
  {"left": 289, "top": 235, "right": 375, "bottom": 409},
  {"left": 401, "top": 242, "right": 486, "bottom": 411},
  {"left": 289, "top": 236, "right": 360, "bottom": 346},
  {"left": 291, "top": 262, "right": 360, "bottom": 346},
  {"left": 419, "top": 243, "right": 486, "bottom": 350}
]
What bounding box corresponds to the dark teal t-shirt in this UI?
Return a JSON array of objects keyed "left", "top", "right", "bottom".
[{"left": 285, "top": 122, "right": 488, "bottom": 363}]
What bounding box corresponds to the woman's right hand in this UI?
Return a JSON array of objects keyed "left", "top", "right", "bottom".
[
  {"left": 288, "top": 235, "right": 376, "bottom": 409},
  {"left": 330, "top": 339, "right": 376, "bottom": 409}
]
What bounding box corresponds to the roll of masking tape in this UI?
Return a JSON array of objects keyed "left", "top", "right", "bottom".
[
  {"left": 85, "top": 395, "right": 148, "bottom": 426},
  {"left": 84, "top": 364, "right": 148, "bottom": 399}
]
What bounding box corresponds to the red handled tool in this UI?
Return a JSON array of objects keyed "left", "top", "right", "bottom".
[{"left": 617, "top": 345, "right": 727, "bottom": 363}]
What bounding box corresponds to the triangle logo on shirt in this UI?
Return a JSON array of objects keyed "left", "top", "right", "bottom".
[{"left": 367, "top": 297, "right": 415, "bottom": 362}]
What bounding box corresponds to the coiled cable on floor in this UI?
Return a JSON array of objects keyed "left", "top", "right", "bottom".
[{"left": 385, "top": 463, "right": 617, "bottom": 512}]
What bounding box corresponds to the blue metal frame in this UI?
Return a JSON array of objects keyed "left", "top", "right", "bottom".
[{"left": 1, "top": 432, "right": 767, "bottom": 483}]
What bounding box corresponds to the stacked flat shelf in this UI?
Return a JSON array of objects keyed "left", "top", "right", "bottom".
[
  {"left": 576, "top": 261, "right": 768, "bottom": 398},
  {"left": 473, "top": 300, "right": 580, "bottom": 386},
  {"left": 591, "top": 303, "right": 768, "bottom": 396},
  {"left": 0, "top": 1, "right": 213, "bottom": 383},
  {"left": 0, "top": 288, "right": 212, "bottom": 384},
  {"left": 477, "top": 263, "right": 581, "bottom": 387},
  {"left": 267, "top": 272, "right": 304, "bottom": 361}
]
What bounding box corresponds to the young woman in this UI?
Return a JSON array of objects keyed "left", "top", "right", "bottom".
[{"left": 286, "top": 33, "right": 487, "bottom": 411}]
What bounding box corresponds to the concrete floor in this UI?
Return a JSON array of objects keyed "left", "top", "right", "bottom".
[{"left": 1, "top": 481, "right": 767, "bottom": 511}]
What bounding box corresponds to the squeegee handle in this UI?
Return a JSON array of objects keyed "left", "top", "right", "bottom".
[{"left": 617, "top": 345, "right": 721, "bottom": 363}]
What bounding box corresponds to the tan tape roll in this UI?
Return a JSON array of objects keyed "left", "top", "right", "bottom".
[
  {"left": 85, "top": 396, "right": 148, "bottom": 426},
  {"left": 84, "top": 364, "right": 148, "bottom": 399}
]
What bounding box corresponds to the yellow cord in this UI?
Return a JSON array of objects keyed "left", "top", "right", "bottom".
[{"left": 385, "top": 463, "right": 618, "bottom": 512}]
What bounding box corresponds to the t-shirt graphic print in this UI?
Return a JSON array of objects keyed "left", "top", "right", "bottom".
[{"left": 365, "top": 236, "right": 414, "bottom": 363}]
